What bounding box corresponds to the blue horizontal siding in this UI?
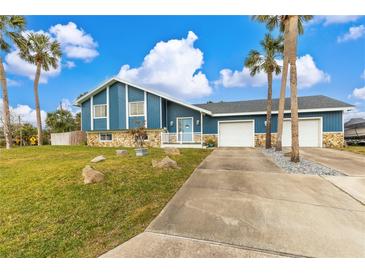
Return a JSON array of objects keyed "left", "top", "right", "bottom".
[
  {"left": 167, "top": 101, "right": 201, "bottom": 133},
  {"left": 203, "top": 111, "right": 343, "bottom": 134},
  {"left": 147, "top": 93, "right": 161, "bottom": 129},
  {"left": 128, "top": 86, "right": 144, "bottom": 102},
  {"left": 81, "top": 99, "right": 91, "bottom": 131},
  {"left": 109, "top": 82, "right": 126, "bottom": 130}
]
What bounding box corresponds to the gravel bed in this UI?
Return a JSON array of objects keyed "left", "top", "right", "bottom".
[{"left": 262, "top": 148, "right": 344, "bottom": 176}]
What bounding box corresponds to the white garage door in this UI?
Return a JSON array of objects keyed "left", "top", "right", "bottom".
[
  {"left": 282, "top": 118, "right": 321, "bottom": 147},
  {"left": 218, "top": 120, "right": 254, "bottom": 147}
]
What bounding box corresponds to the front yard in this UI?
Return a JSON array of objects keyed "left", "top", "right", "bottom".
[{"left": 0, "top": 146, "right": 210, "bottom": 257}]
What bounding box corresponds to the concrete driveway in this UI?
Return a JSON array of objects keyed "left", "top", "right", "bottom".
[
  {"left": 101, "top": 148, "right": 365, "bottom": 258},
  {"left": 300, "top": 148, "right": 365, "bottom": 176}
]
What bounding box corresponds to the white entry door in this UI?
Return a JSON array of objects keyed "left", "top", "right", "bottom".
[
  {"left": 218, "top": 120, "right": 254, "bottom": 147},
  {"left": 282, "top": 118, "right": 321, "bottom": 147}
]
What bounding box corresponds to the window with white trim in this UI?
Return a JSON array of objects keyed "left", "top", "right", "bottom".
[
  {"left": 100, "top": 133, "right": 112, "bottom": 141},
  {"left": 93, "top": 104, "right": 107, "bottom": 118},
  {"left": 129, "top": 101, "right": 144, "bottom": 116}
]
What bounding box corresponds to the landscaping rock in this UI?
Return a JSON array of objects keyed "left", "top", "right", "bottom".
[
  {"left": 262, "top": 148, "right": 344, "bottom": 176},
  {"left": 164, "top": 147, "right": 180, "bottom": 155},
  {"left": 82, "top": 165, "right": 105, "bottom": 184},
  {"left": 91, "top": 155, "right": 106, "bottom": 163},
  {"left": 116, "top": 150, "right": 128, "bottom": 156},
  {"left": 152, "top": 156, "right": 179, "bottom": 169}
]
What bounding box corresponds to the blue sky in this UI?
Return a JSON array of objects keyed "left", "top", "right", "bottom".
[{"left": 1, "top": 16, "right": 365, "bottom": 124}]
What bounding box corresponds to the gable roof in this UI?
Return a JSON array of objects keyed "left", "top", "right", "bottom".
[
  {"left": 74, "top": 76, "right": 212, "bottom": 115},
  {"left": 75, "top": 78, "right": 354, "bottom": 117},
  {"left": 195, "top": 95, "right": 354, "bottom": 116}
]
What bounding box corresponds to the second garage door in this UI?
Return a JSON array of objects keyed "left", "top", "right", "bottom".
[
  {"left": 218, "top": 120, "right": 254, "bottom": 147},
  {"left": 282, "top": 118, "right": 322, "bottom": 147}
]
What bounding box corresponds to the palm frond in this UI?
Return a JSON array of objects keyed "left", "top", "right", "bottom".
[
  {"left": 17, "top": 31, "right": 62, "bottom": 72},
  {"left": 0, "top": 15, "right": 26, "bottom": 54}
]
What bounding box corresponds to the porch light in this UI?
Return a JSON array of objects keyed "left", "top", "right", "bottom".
[
  {"left": 170, "top": 121, "right": 174, "bottom": 127},
  {"left": 196, "top": 120, "right": 200, "bottom": 126}
]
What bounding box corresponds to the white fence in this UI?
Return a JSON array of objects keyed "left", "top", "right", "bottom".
[{"left": 51, "top": 131, "right": 86, "bottom": 146}]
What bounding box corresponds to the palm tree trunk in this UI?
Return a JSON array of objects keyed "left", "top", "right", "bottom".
[
  {"left": 288, "top": 16, "right": 300, "bottom": 162},
  {"left": 275, "top": 19, "right": 289, "bottom": 152},
  {"left": 265, "top": 71, "right": 273, "bottom": 149},
  {"left": 34, "top": 62, "right": 43, "bottom": 146},
  {"left": 0, "top": 57, "right": 13, "bottom": 149}
]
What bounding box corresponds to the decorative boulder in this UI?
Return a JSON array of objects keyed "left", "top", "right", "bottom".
[
  {"left": 82, "top": 165, "right": 105, "bottom": 184},
  {"left": 152, "top": 156, "right": 179, "bottom": 169},
  {"left": 91, "top": 155, "right": 106, "bottom": 163},
  {"left": 164, "top": 147, "right": 180, "bottom": 156},
  {"left": 116, "top": 150, "right": 128, "bottom": 156}
]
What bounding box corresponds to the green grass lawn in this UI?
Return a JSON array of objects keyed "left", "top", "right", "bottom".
[
  {"left": 0, "top": 145, "right": 210, "bottom": 257},
  {"left": 338, "top": 145, "right": 365, "bottom": 155}
]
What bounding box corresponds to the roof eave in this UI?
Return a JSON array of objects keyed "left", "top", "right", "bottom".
[{"left": 211, "top": 106, "right": 355, "bottom": 117}]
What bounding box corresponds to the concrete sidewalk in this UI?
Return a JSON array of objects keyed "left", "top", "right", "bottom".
[{"left": 101, "top": 148, "right": 365, "bottom": 258}]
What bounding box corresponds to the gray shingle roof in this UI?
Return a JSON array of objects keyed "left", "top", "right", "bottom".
[{"left": 194, "top": 95, "right": 353, "bottom": 114}]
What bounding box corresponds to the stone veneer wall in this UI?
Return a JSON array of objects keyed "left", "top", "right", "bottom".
[
  {"left": 87, "top": 130, "right": 162, "bottom": 148},
  {"left": 87, "top": 131, "right": 344, "bottom": 148},
  {"left": 322, "top": 132, "right": 344, "bottom": 148},
  {"left": 255, "top": 132, "right": 344, "bottom": 148},
  {"left": 255, "top": 133, "right": 277, "bottom": 147}
]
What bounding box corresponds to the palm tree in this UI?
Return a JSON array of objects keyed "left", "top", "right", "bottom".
[
  {"left": 46, "top": 109, "right": 76, "bottom": 133},
  {"left": 0, "top": 16, "right": 26, "bottom": 149},
  {"left": 245, "top": 34, "right": 283, "bottom": 149},
  {"left": 252, "top": 15, "right": 313, "bottom": 162},
  {"left": 17, "top": 32, "right": 62, "bottom": 145}
]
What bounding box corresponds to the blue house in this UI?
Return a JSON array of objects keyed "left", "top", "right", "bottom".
[{"left": 75, "top": 77, "right": 354, "bottom": 148}]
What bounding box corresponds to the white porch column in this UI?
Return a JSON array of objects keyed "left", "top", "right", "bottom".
[
  {"left": 106, "top": 85, "right": 110, "bottom": 130},
  {"left": 90, "top": 96, "right": 94, "bottom": 130},
  {"left": 125, "top": 85, "right": 129, "bottom": 129},
  {"left": 144, "top": 91, "right": 148, "bottom": 128},
  {"left": 200, "top": 112, "right": 203, "bottom": 145}
]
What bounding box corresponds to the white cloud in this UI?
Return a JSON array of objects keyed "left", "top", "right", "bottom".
[
  {"left": 351, "top": 86, "right": 365, "bottom": 100},
  {"left": 320, "top": 16, "right": 361, "bottom": 26},
  {"left": 49, "top": 22, "right": 99, "bottom": 62},
  {"left": 5, "top": 22, "right": 97, "bottom": 82},
  {"left": 216, "top": 54, "right": 330, "bottom": 89},
  {"left": 64, "top": 61, "right": 76, "bottom": 69},
  {"left": 118, "top": 31, "right": 212, "bottom": 99},
  {"left": 215, "top": 67, "right": 267, "bottom": 88},
  {"left": 344, "top": 108, "right": 365, "bottom": 122},
  {"left": 4, "top": 49, "right": 61, "bottom": 84},
  {"left": 337, "top": 25, "right": 365, "bottom": 43},
  {"left": 57, "top": 98, "right": 79, "bottom": 116},
  {"left": 7, "top": 78, "right": 21, "bottom": 87},
  {"left": 294, "top": 55, "right": 331, "bottom": 88},
  {"left": 0, "top": 100, "right": 46, "bottom": 127}
]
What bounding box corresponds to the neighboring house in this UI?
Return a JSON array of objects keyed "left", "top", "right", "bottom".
[
  {"left": 345, "top": 118, "right": 365, "bottom": 145},
  {"left": 75, "top": 77, "right": 354, "bottom": 148}
]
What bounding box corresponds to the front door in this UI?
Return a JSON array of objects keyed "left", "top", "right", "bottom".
[{"left": 177, "top": 117, "right": 193, "bottom": 142}]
